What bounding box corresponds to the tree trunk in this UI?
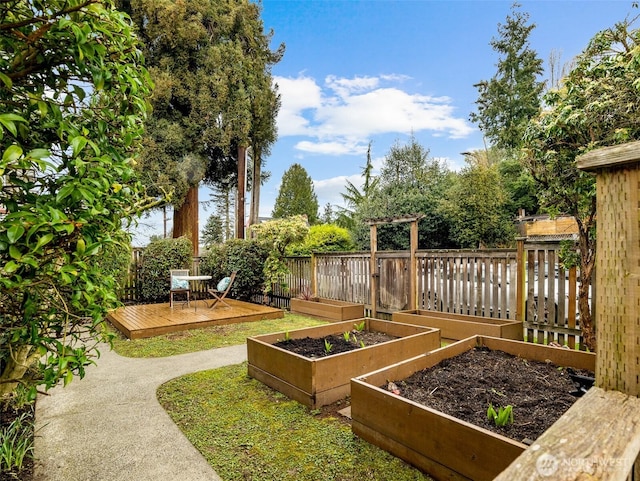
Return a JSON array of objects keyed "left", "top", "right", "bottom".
[
  {"left": 249, "top": 147, "right": 261, "bottom": 232},
  {"left": 236, "top": 145, "right": 246, "bottom": 239},
  {"left": 577, "top": 219, "right": 596, "bottom": 351},
  {"left": 173, "top": 184, "right": 199, "bottom": 255},
  {"left": 0, "top": 345, "right": 37, "bottom": 398}
]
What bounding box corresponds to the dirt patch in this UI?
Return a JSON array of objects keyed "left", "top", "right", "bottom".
[
  {"left": 388, "top": 346, "right": 593, "bottom": 444},
  {"left": 274, "top": 331, "right": 397, "bottom": 358}
]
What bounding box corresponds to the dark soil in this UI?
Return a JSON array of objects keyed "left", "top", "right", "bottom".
[
  {"left": 389, "top": 346, "right": 593, "bottom": 445},
  {"left": 274, "top": 330, "right": 398, "bottom": 358},
  {"left": 0, "top": 402, "right": 35, "bottom": 481}
]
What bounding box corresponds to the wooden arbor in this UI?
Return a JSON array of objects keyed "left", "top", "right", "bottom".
[
  {"left": 496, "top": 141, "right": 640, "bottom": 480},
  {"left": 366, "top": 214, "right": 423, "bottom": 318}
]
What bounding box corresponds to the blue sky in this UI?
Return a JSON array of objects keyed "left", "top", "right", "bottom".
[{"left": 132, "top": 0, "right": 637, "bottom": 245}]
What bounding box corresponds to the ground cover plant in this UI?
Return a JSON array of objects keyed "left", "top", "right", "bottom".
[
  {"left": 108, "top": 313, "right": 328, "bottom": 358},
  {"left": 158, "top": 362, "right": 432, "bottom": 481}
]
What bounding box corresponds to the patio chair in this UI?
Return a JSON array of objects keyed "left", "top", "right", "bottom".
[
  {"left": 207, "top": 271, "right": 237, "bottom": 309},
  {"left": 169, "top": 269, "right": 191, "bottom": 308}
]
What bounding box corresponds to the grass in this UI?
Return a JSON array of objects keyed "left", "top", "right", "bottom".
[
  {"left": 108, "top": 312, "right": 328, "bottom": 358},
  {"left": 158, "top": 362, "right": 432, "bottom": 481},
  {"left": 111, "top": 310, "right": 433, "bottom": 479}
]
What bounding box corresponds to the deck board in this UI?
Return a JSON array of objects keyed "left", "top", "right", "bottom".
[{"left": 107, "top": 300, "right": 284, "bottom": 339}]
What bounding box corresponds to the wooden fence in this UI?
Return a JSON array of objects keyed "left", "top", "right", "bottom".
[{"left": 120, "top": 241, "right": 587, "bottom": 346}]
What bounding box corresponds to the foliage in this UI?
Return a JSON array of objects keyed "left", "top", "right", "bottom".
[
  {"left": 487, "top": 404, "right": 514, "bottom": 427},
  {"left": 139, "top": 237, "right": 193, "bottom": 302},
  {"left": 523, "top": 18, "right": 640, "bottom": 350},
  {"left": 201, "top": 214, "right": 224, "bottom": 248},
  {"left": 272, "top": 163, "right": 319, "bottom": 224},
  {"left": 108, "top": 313, "right": 327, "bottom": 358},
  {"left": 286, "top": 224, "right": 354, "bottom": 256},
  {"left": 0, "top": 409, "right": 34, "bottom": 475},
  {"left": 470, "top": 3, "right": 544, "bottom": 151},
  {"left": 0, "top": 1, "right": 154, "bottom": 398},
  {"left": 123, "top": 0, "right": 283, "bottom": 237},
  {"left": 323, "top": 338, "right": 333, "bottom": 354},
  {"left": 250, "top": 216, "right": 309, "bottom": 294},
  {"left": 351, "top": 137, "right": 455, "bottom": 250},
  {"left": 157, "top": 363, "right": 432, "bottom": 481},
  {"left": 336, "top": 141, "right": 379, "bottom": 230},
  {"left": 442, "top": 160, "right": 516, "bottom": 248},
  {"left": 199, "top": 238, "right": 270, "bottom": 301},
  {"left": 96, "top": 230, "right": 132, "bottom": 291},
  {"left": 498, "top": 157, "right": 540, "bottom": 216}
]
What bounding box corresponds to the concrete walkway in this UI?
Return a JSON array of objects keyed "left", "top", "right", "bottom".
[{"left": 33, "top": 344, "right": 247, "bottom": 481}]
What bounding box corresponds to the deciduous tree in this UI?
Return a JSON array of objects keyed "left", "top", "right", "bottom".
[{"left": 523, "top": 18, "right": 640, "bottom": 351}]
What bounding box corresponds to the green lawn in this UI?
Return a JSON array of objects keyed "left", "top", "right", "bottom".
[
  {"left": 108, "top": 312, "right": 328, "bottom": 358},
  {"left": 109, "top": 311, "right": 433, "bottom": 480}
]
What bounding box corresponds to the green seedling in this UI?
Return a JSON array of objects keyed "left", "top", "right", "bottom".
[
  {"left": 323, "top": 338, "right": 333, "bottom": 354},
  {"left": 354, "top": 320, "right": 366, "bottom": 332},
  {"left": 487, "top": 403, "right": 514, "bottom": 427},
  {"left": 359, "top": 340, "right": 365, "bottom": 348},
  {"left": 342, "top": 331, "right": 350, "bottom": 342},
  {"left": 284, "top": 331, "right": 290, "bottom": 341}
]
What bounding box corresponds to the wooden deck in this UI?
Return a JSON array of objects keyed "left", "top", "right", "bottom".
[{"left": 107, "top": 299, "right": 284, "bottom": 339}]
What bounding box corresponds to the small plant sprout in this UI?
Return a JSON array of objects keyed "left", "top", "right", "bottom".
[
  {"left": 359, "top": 340, "right": 365, "bottom": 348},
  {"left": 354, "top": 320, "right": 366, "bottom": 332},
  {"left": 487, "top": 403, "right": 514, "bottom": 427},
  {"left": 284, "top": 331, "right": 290, "bottom": 341},
  {"left": 351, "top": 333, "right": 358, "bottom": 345},
  {"left": 323, "top": 338, "right": 333, "bottom": 354},
  {"left": 342, "top": 331, "right": 350, "bottom": 342}
]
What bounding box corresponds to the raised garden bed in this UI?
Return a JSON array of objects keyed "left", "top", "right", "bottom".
[
  {"left": 350, "top": 335, "right": 595, "bottom": 481},
  {"left": 392, "top": 309, "right": 523, "bottom": 341},
  {"left": 247, "top": 318, "right": 440, "bottom": 409},
  {"left": 289, "top": 297, "right": 364, "bottom": 322}
]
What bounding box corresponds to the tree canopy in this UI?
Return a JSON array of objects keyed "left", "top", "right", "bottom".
[
  {"left": 350, "top": 137, "right": 455, "bottom": 250},
  {"left": 123, "top": 0, "right": 283, "bottom": 247},
  {"left": 0, "top": 0, "right": 153, "bottom": 397},
  {"left": 523, "top": 17, "right": 640, "bottom": 350},
  {"left": 272, "top": 163, "right": 319, "bottom": 223},
  {"left": 470, "top": 2, "right": 545, "bottom": 151}
]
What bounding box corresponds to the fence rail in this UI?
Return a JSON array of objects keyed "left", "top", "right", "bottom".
[{"left": 120, "top": 241, "right": 586, "bottom": 345}]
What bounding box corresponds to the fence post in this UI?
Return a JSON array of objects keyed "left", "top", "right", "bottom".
[
  {"left": 516, "top": 238, "right": 525, "bottom": 323},
  {"left": 311, "top": 253, "right": 317, "bottom": 297},
  {"left": 578, "top": 141, "right": 640, "bottom": 396},
  {"left": 370, "top": 223, "right": 378, "bottom": 318},
  {"left": 410, "top": 219, "right": 418, "bottom": 310}
]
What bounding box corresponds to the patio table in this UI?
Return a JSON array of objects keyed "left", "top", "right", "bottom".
[{"left": 174, "top": 275, "right": 212, "bottom": 311}]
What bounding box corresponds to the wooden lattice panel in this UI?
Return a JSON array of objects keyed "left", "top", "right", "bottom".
[{"left": 596, "top": 165, "right": 640, "bottom": 396}]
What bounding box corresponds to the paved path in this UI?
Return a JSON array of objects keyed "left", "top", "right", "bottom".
[{"left": 34, "top": 344, "right": 247, "bottom": 481}]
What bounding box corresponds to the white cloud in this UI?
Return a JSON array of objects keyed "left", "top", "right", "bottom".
[{"left": 274, "top": 74, "right": 474, "bottom": 156}]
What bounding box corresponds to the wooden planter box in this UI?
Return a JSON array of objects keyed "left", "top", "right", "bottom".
[
  {"left": 247, "top": 318, "right": 440, "bottom": 409},
  {"left": 351, "top": 335, "right": 595, "bottom": 481},
  {"left": 289, "top": 297, "right": 364, "bottom": 322},
  {"left": 393, "top": 309, "right": 523, "bottom": 341}
]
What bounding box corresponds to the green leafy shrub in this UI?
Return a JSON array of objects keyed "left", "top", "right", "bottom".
[
  {"left": 139, "top": 237, "right": 193, "bottom": 302},
  {"left": 199, "top": 239, "right": 269, "bottom": 301},
  {"left": 286, "top": 224, "right": 354, "bottom": 256},
  {"left": 94, "top": 230, "right": 132, "bottom": 291}
]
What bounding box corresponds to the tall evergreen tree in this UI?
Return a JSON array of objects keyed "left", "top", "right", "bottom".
[
  {"left": 122, "top": 0, "right": 283, "bottom": 251},
  {"left": 272, "top": 164, "right": 319, "bottom": 223},
  {"left": 470, "top": 3, "right": 545, "bottom": 151}
]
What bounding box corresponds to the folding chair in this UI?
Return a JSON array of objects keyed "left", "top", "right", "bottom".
[
  {"left": 208, "top": 271, "right": 237, "bottom": 309},
  {"left": 169, "top": 269, "right": 191, "bottom": 308}
]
